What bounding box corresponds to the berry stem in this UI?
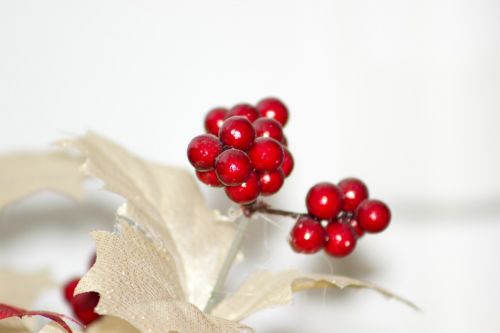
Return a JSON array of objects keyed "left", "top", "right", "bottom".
[
  {"left": 204, "top": 214, "right": 251, "bottom": 313},
  {"left": 242, "top": 201, "right": 304, "bottom": 219}
]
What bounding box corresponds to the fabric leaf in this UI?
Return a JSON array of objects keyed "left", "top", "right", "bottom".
[
  {"left": 0, "top": 270, "right": 54, "bottom": 333},
  {"left": 61, "top": 132, "right": 236, "bottom": 309},
  {"left": 211, "top": 269, "right": 419, "bottom": 321},
  {"left": 76, "top": 220, "right": 250, "bottom": 333},
  {"left": 0, "top": 152, "right": 84, "bottom": 209},
  {"left": 0, "top": 303, "right": 81, "bottom": 333}
]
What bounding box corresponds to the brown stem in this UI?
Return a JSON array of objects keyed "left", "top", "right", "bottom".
[{"left": 242, "top": 201, "right": 305, "bottom": 219}]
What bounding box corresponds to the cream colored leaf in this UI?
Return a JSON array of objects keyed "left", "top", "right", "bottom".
[
  {"left": 37, "top": 316, "right": 135, "bottom": 333},
  {"left": 0, "top": 270, "right": 54, "bottom": 332},
  {"left": 76, "top": 220, "right": 250, "bottom": 333},
  {"left": 38, "top": 324, "right": 82, "bottom": 333},
  {"left": 0, "top": 152, "right": 84, "bottom": 209},
  {"left": 61, "top": 132, "right": 235, "bottom": 309},
  {"left": 86, "top": 316, "right": 140, "bottom": 333},
  {"left": 211, "top": 269, "right": 419, "bottom": 321}
]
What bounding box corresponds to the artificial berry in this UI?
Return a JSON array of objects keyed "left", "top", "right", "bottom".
[
  {"left": 187, "top": 134, "right": 223, "bottom": 171},
  {"left": 219, "top": 116, "right": 256, "bottom": 150},
  {"left": 281, "top": 147, "right": 294, "bottom": 177},
  {"left": 225, "top": 171, "right": 260, "bottom": 204},
  {"left": 63, "top": 278, "right": 80, "bottom": 302},
  {"left": 256, "top": 97, "right": 289, "bottom": 127},
  {"left": 306, "top": 182, "right": 343, "bottom": 220},
  {"left": 204, "top": 107, "right": 227, "bottom": 136},
  {"left": 289, "top": 216, "right": 327, "bottom": 254},
  {"left": 196, "top": 169, "right": 223, "bottom": 187},
  {"left": 248, "top": 137, "right": 284, "bottom": 172},
  {"left": 356, "top": 199, "right": 391, "bottom": 233},
  {"left": 215, "top": 148, "right": 252, "bottom": 186},
  {"left": 338, "top": 178, "right": 369, "bottom": 212},
  {"left": 337, "top": 216, "right": 364, "bottom": 238},
  {"left": 259, "top": 169, "right": 285, "bottom": 196},
  {"left": 226, "top": 104, "right": 260, "bottom": 122},
  {"left": 324, "top": 222, "right": 357, "bottom": 257},
  {"left": 253, "top": 118, "right": 284, "bottom": 142},
  {"left": 71, "top": 291, "right": 101, "bottom": 325}
]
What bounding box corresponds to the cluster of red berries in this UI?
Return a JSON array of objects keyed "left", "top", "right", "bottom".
[
  {"left": 290, "top": 178, "right": 391, "bottom": 257},
  {"left": 187, "top": 98, "right": 294, "bottom": 204},
  {"left": 62, "top": 253, "right": 101, "bottom": 325}
]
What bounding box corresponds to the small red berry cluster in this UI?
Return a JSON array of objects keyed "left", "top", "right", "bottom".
[
  {"left": 187, "top": 98, "right": 294, "bottom": 204},
  {"left": 290, "top": 179, "right": 391, "bottom": 257},
  {"left": 62, "top": 253, "right": 101, "bottom": 326}
]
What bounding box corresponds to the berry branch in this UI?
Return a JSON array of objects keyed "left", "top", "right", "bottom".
[
  {"left": 188, "top": 97, "right": 392, "bottom": 259},
  {"left": 242, "top": 201, "right": 304, "bottom": 219}
]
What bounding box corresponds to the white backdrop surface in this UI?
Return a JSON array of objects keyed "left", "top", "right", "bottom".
[{"left": 1, "top": 1, "right": 499, "bottom": 332}]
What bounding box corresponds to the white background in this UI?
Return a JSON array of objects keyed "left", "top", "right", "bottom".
[{"left": 1, "top": 0, "right": 500, "bottom": 332}]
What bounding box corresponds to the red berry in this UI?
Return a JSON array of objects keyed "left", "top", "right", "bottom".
[
  {"left": 324, "top": 222, "right": 357, "bottom": 257},
  {"left": 226, "top": 103, "right": 260, "bottom": 122},
  {"left": 338, "top": 178, "right": 369, "bottom": 212},
  {"left": 337, "top": 216, "right": 364, "bottom": 238},
  {"left": 253, "top": 118, "right": 284, "bottom": 142},
  {"left": 219, "top": 116, "right": 256, "bottom": 150},
  {"left": 256, "top": 97, "right": 289, "bottom": 127},
  {"left": 63, "top": 278, "right": 80, "bottom": 302},
  {"left": 248, "top": 137, "right": 284, "bottom": 172},
  {"left": 196, "top": 169, "right": 223, "bottom": 187},
  {"left": 289, "top": 216, "right": 327, "bottom": 254},
  {"left": 281, "top": 148, "right": 294, "bottom": 177},
  {"left": 225, "top": 171, "right": 260, "bottom": 204},
  {"left": 204, "top": 107, "right": 227, "bottom": 136},
  {"left": 259, "top": 169, "right": 285, "bottom": 196},
  {"left": 187, "top": 134, "right": 223, "bottom": 171},
  {"left": 71, "top": 292, "right": 101, "bottom": 325},
  {"left": 306, "top": 182, "right": 343, "bottom": 220},
  {"left": 356, "top": 199, "right": 391, "bottom": 233},
  {"left": 215, "top": 148, "right": 252, "bottom": 186}
]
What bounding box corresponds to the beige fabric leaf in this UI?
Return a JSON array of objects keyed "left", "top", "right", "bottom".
[
  {"left": 86, "top": 316, "right": 140, "bottom": 333},
  {"left": 0, "top": 152, "right": 84, "bottom": 209},
  {"left": 0, "top": 270, "right": 54, "bottom": 332},
  {"left": 76, "top": 220, "right": 250, "bottom": 333},
  {"left": 61, "top": 132, "right": 235, "bottom": 309},
  {"left": 211, "top": 269, "right": 419, "bottom": 321},
  {"left": 37, "top": 316, "right": 136, "bottom": 333},
  {"left": 38, "top": 324, "right": 82, "bottom": 333}
]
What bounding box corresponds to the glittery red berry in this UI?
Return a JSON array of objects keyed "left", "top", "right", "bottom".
[
  {"left": 324, "top": 222, "right": 357, "bottom": 257},
  {"left": 196, "top": 169, "right": 223, "bottom": 187},
  {"left": 289, "top": 216, "right": 327, "bottom": 254},
  {"left": 187, "top": 134, "right": 223, "bottom": 171},
  {"left": 204, "top": 107, "right": 227, "bottom": 136},
  {"left": 63, "top": 278, "right": 80, "bottom": 302},
  {"left": 226, "top": 103, "right": 260, "bottom": 122},
  {"left": 225, "top": 171, "right": 260, "bottom": 204},
  {"left": 256, "top": 97, "right": 289, "bottom": 127},
  {"left": 219, "top": 116, "right": 256, "bottom": 150},
  {"left": 71, "top": 291, "right": 101, "bottom": 325},
  {"left": 253, "top": 118, "right": 284, "bottom": 142},
  {"left": 259, "top": 169, "right": 285, "bottom": 196},
  {"left": 337, "top": 216, "right": 364, "bottom": 238},
  {"left": 215, "top": 148, "right": 252, "bottom": 186},
  {"left": 356, "top": 199, "right": 391, "bottom": 233},
  {"left": 338, "top": 178, "right": 369, "bottom": 212},
  {"left": 248, "top": 137, "right": 284, "bottom": 172},
  {"left": 306, "top": 182, "right": 343, "bottom": 220},
  {"left": 281, "top": 147, "right": 294, "bottom": 177}
]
